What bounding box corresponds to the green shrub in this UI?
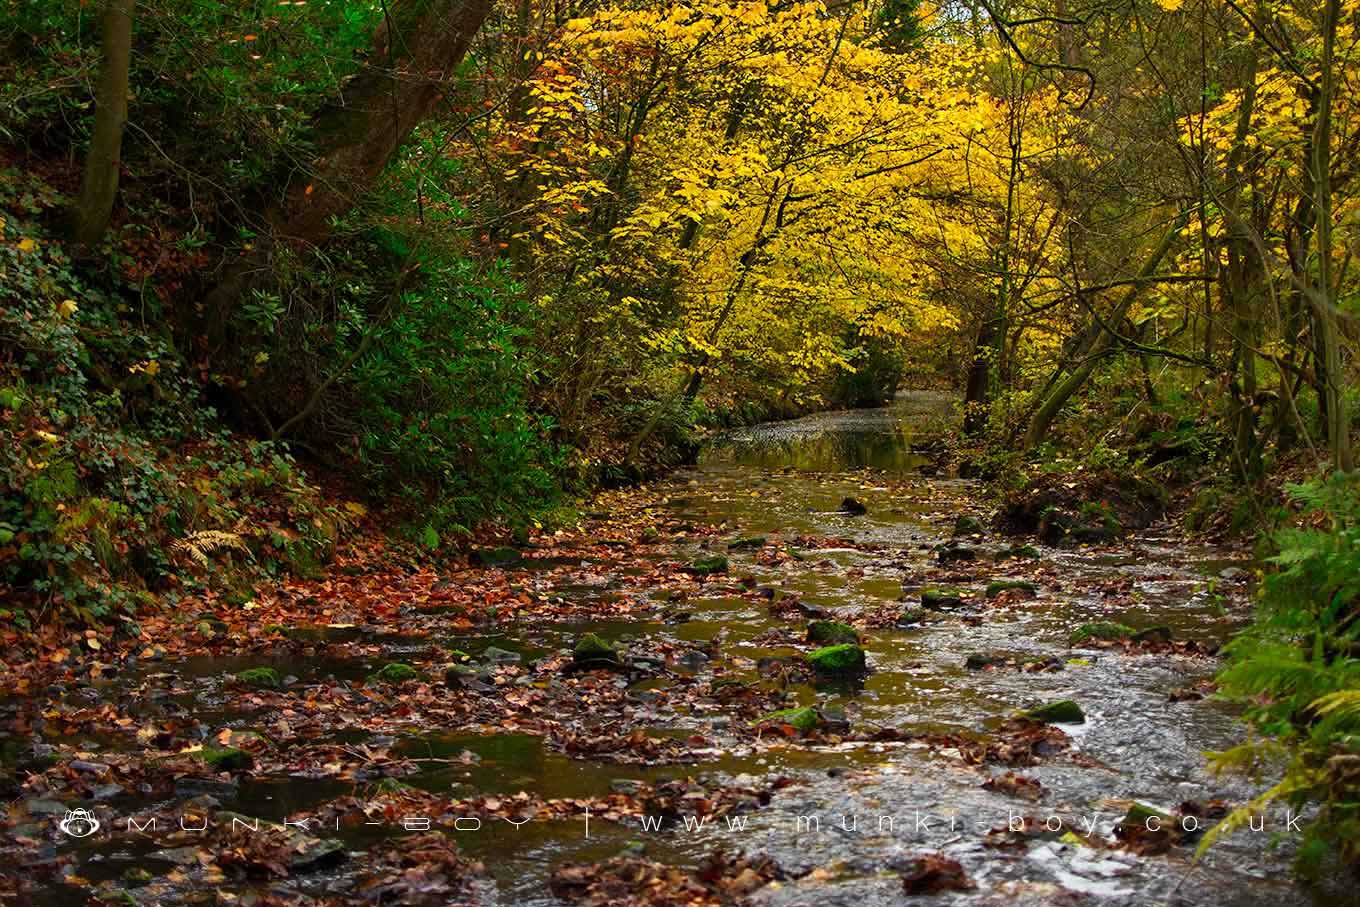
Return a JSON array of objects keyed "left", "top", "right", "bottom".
[{"left": 1203, "top": 473, "right": 1360, "bottom": 876}]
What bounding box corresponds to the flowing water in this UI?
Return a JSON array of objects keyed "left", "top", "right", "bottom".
[{"left": 13, "top": 391, "right": 1353, "bottom": 905}]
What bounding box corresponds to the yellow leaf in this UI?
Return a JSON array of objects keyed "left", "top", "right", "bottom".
[
  {"left": 57, "top": 299, "right": 78, "bottom": 318},
  {"left": 17, "top": 238, "right": 37, "bottom": 252}
]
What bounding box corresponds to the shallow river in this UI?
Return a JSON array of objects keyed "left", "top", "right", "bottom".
[{"left": 20, "top": 391, "right": 1353, "bottom": 905}]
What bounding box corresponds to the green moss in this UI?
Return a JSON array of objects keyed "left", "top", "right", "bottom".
[
  {"left": 952, "top": 515, "right": 984, "bottom": 536},
  {"left": 997, "top": 544, "right": 1041, "bottom": 560},
  {"left": 921, "top": 588, "right": 964, "bottom": 609},
  {"left": 755, "top": 707, "right": 821, "bottom": 734},
  {"left": 686, "top": 555, "right": 729, "bottom": 575},
  {"left": 572, "top": 633, "right": 619, "bottom": 664},
  {"left": 1023, "top": 699, "right": 1085, "bottom": 723},
  {"left": 727, "top": 535, "right": 767, "bottom": 550},
  {"left": 1069, "top": 621, "right": 1135, "bottom": 644},
  {"left": 236, "top": 667, "right": 281, "bottom": 689},
  {"left": 807, "top": 620, "right": 860, "bottom": 645},
  {"left": 200, "top": 747, "right": 253, "bottom": 772},
  {"left": 1123, "top": 801, "right": 1171, "bottom": 827},
  {"left": 368, "top": 662, "right": 419, "bottom": 684},
  {"left": 808, "top": 643, "right": 868, "bottom": 676}
]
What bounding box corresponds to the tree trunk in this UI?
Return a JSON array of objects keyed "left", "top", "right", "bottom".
[
  {"left": 202, "top": 0, "right": 494, "bottom": 337},
  {"left": 1310, "top": 0, "right": 1354, "bottom": 471},
  {"left": 69, "top": 0, "right": 134, "bottom": 249},
  {"left": 1023, "top": 218, "right": 1182, "bottom": 451}
]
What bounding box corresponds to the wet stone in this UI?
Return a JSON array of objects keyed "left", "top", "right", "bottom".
[
  {"left": 839, "top": 496, "right": 868, "bottom": 515},
  {"left": 1024, "top": 699, "right": 1086, "bottom": 724}
]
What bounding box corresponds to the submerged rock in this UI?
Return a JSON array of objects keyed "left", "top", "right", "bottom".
[
  {"left": 727, "top": 535, "right": 767, "bottom": 550},
  {"left": 839, "top": 496, "right": 868, "bottom": 515},
  {"left": 808, "top": 643, "right": 868, "bottom": 676},
  {"left": 1023, "top": 699, "right": 1086, "bottom": 723},
  {"left": 936, "top": 542, "right": 977, "bottom": 563},
  {"left": 964, "top": 653, "right": 1009, "bottom": 670},
  {"left": 471, "top": 545, "right": 522, "bottom": 567},
  {"left": 985, "top": 579, "right": 1038, "bottom": 598},
  {"left": 480, "top": 645, "right": 523, "bottom": 664},
  {"left": 1069, "top": 621, "right": 1135, "bottom": 645},
  {"left": 1132, "top": 625, "right": 1173, "bottom": 643},
  {"left": 806, "top": 620, "right": 860, "bottom": 645},
  {"left": 996, "top": 544, "right": 1041, "bottom": 560}
]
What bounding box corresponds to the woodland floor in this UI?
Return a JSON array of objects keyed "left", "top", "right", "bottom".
[{"left": 1, "top": 394, "right": 1352, "bottom": 907}]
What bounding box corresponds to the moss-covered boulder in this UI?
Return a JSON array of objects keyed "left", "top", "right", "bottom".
[
  {"left": 1120, "top": 801, "right": 1174, "bottom": 834},
  {"left": 686, "top": 555, "right": 729, "bottom": 576},
  {"left": 952, "top": 515, "right": 985, "bottom": 536},
  {"left": 754, "top": 707, "right": 822, "bottom": 735},
  {"left": 236, "top": 667, "right": 281, "bottom": 689},
  {"left": 985, "top": 580, "right": 1038, "bottom": 598},
  {"left": 368, "top": 662, "right": 419, "bottom": 684},
  {"left": 727, "top": 536, "right": 767, "bottom": 551},
  {"left": 1023, "top": 699, "right": 1086, "bottom": 723},
  {"left": 921, "top": 588, "right": 965, "bottom": 610},
  {"left": 808, "top": 643, "right": 868, "bottom": 676},
  {"left": 572, "top": 633, "right": 620, "bottom": 666},
  {"left": 807, "top": 620, "right": 860, "bottom": 645},
  {"left": 1069, "top": 621, "right": 1135, "bottom": 645},
  {"left": 200, "top": 747, "right": 253, "bottom": 772},
  {"left": 996, "top": 544, "right": 1041, "bottom": 560}
]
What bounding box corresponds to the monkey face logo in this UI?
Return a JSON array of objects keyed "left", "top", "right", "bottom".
[{"left": 58, "top": 808, "right": 101, "bottom": 838}]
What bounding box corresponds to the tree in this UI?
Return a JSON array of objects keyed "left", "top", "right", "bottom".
[{"left": 69, "top": 0, "right": 135, "bottom": 249}]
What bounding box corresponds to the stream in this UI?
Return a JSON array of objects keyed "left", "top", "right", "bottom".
[{"left": 6, "top": 391, "right": 1352, "bottom": 905}]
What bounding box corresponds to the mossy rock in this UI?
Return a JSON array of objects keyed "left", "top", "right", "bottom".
[
  {"left": 937, "top": 544, "right": 977, "bottom": 563},
  {"left": 686, "top": 555, "right": 729, "bottom": 576},
  {"left": 471, "top": 546, "right": 522, "bottom": 567},
  {"left": 640, "top": 527, "right": 661, "bottom": 543},
  {"left": 808, "top": 643, "right": 868, "bottom": 676},
  {"left": 754, "top": 707, "right": 822, "bottom": 735},
  {"left": 1023, "top": 699, "right": 1086, "bottom": 723},
  {"left": 368, "top": 662, "right": 419, "bottom": 684},
  {"left": 236, "top": 667, "right": 281, "bottom": 689},
  {"left": 1069, "top": 621, "right": 1135, "bottom": 645},
  {"left": 1122, "top": 801, "right": 1172, "bottom": 828},
  {"left": 996, "top": 544, "right": 1041, "bottom": 560},
  {"left": 985, "top": 580, "right": 1038, "bottom": 598},
  {"left": 200, "top": 747, "right": 253, "bottom": 772},
  {"left": 921, "top": 588, "right": 965, "bottom": 610},
  {"left": 807, "top": 620, "right": 860, "bottom": 645},
  {"left": 1132, "top": 625, "right": 1172, "bottom": 643},
  {"left": 952, "top": 515, "right": 985, "bottom": 536},
  {"left": 261, "top": 624, "right": 288, "bottom": 636},
  {"left": 572, "top": 633, "right": 620, "bottom": 665},
  {"left": 895, "top": 605, "right": 928, "bottom": 627},
  {"left": 727, "top": 535, "right": 767, "bottom": 551}
]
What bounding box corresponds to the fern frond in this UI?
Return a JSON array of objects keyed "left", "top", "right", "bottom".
[{"left": 172, "top": 530, "right": 250, "bottom": 567}]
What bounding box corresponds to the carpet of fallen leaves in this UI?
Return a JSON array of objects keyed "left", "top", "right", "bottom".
[{"left": 0, "top": 472, "right": 1244, "bottom": 906}]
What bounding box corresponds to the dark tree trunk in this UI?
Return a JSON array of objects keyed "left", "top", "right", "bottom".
[
  {"left": 201, "top": 0, "right": 494, "bottom": 341},
  {"left": 70, "top": 0, "right": 134, "bottom": 250}
]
